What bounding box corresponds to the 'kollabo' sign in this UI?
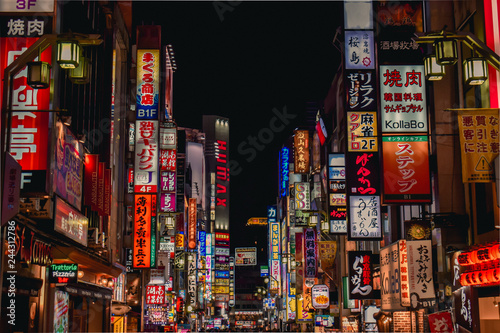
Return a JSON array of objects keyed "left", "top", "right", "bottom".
[{"left": 49, "top": 264, "right": 78, "bottom": 284}]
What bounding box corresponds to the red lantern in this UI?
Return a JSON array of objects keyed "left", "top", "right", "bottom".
[
  {"left": 469, "top": 271, "right": 479, "bottom": 285},
  {"left": 491, "top": 267, "right": 500, "bottom": 283},
  {"left": 460, "top": 273, "right": 469, "bottom": 286},
  {"left": 489, "top": 244, "right": 500, "bottom": 260},
  {"left": 458, "top": 252, "right": 474, "bottom": 266}
]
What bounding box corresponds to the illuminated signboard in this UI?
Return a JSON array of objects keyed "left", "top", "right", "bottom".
[
  {"left": 279, "top": 147, "right": 290, "bottom": 197},
  {"left": 235, "top": 247, "right": 257, "bottom": 266},
  {"left": 133, "top": 194, "right": 156, "bottom": 268},
  {"left": 382, "top": 136, "right": 431, "bottom": 203},
  {"left": 345, "top": 31, "right": 375, "bottom": 70},
  {"left": 54, "top": 197, "right": 88, "bottom": 246},
  {"left": 146, "top": 285, "right": 165, "bottom": 305},
  {"left": 348, "top": 251, "right": 373, "bottom": 299},
  {"left": 161, "top": 171, "right": 176, "bottom": 192},
  {"left": 346, "top": 152, "right": 380, "bottom": 195},
  {"left": 49, "top": 264, "right": 78, "bottom": 284},
  {"left": 399, "top": 240, "right": 410, "bottom": 307},
  {"left": 159, "top": 126, "right": 176, "bottom": 150},
  {"left": 348, "top": 196, "right": 381, "bottom": 240},
  {"left": 136, "top": 49, "right": 160, "bottom": 120},
  {"left": 270, "top": 222, "right": 280, "bottom": 290},
  {"left": 328, "top": 154, "right": 347, "bottom": 233},
  {"left": 199, "top": 231, "right": 206, "bottom": 257},
  {"left": 304, "top": 228, "right": 317, "bottom": 278},
  {"left": 188, "top": 198, "right": 197, "bottom": 249},
  {"left": 1, "top": 37, "right": 51, "bottom": 194},
  {"left": 380, "top": 65, "right": 428, "bottom": 133},
  {"left": 311, "top": 284, "right": 329, "bottom": 309},
  {"left": 160, "top": 193, "right": 175, "bottom": 212},
  {"left": 215, "top": 138, "right": 229, "bottom": 230},
  {"left": 295, "top": 182, "right": 310, "bottom": 210},
  {"left": 246, "top": 217, "right": 267, "bottom": 226},
  {"left": 134, "top": 120, "right": 158, "bottom": 193},
  {"left": 294, "top": 130, "right": 310, "bottom": 173},
  {"left": 348, "top": 112, "right": 378, "bottom": 152},
  {"left": 54, "top": 121, "right": 84, "bottom": 210},
  {"left": 346, "top": 70, "right": 377, "bottom": 112},
  {"left": 160, "top": 149, "right": 176, "bottom": 172}
]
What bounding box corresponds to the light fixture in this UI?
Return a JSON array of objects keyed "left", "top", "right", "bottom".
[
  {"left": 27, "top": 60, "right": 51, "bottom": 89},
  {"left": 434, "top": 38, "right": 458, "bottom": 65},
  {"left": 69, "top": 56, "right": 90, "bottom": 84},
  {"left": 77, "top": 270, "right": 84, "bottom": 278},
  {"left": 424, "top": 55, "right": 445, "bottom": 81},
  {"left": 494, "top": 297, "right": 499, "bottom": 307},
  {"left": 101, "top": 277, "right": 108, "bottom": 285},
  {"left": 57, "top": 39, "right": 81, "bottom": 69},
  {"left": 108, "top": 279, "right": 114, "bottom": 288},
  {"left": 264, "top": 277, "right": 269, "bottom": 284},
  {"left": 464, "top": 57, "right": 488, "bottom": 85}
]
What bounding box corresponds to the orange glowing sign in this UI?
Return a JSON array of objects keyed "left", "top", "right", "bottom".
[
  {"left": 294, "top": 130, "right": 310, "bottom": 173},
  {"left": 188, "top": 198, "right": 197, "bottom": 249},
  {"left": 133, "top": 194, "right": 156, "bottom": 268}
]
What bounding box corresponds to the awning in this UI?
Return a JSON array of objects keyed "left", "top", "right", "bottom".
[
  {"left": 2, "top": 274, "right": 43, "bottom": 296},
  {"left": 53, "top": 245, "right": 124, "bottom": 277},
  {"left": 64, "top": 281, "right": 113, "bottom": 300}
]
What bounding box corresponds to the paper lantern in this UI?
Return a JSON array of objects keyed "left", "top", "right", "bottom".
[{"left": 458, "top": 252, "right": 474, "bottom": 266}]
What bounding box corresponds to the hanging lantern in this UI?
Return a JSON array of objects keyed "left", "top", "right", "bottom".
[
  {"left": 457, "top": 252, "right": 474, "bottom": 266},
  {"left": 460, "top": 273, "right": 470, "bottom": 286},
  {"left": 464, "top": 57, "right": 488, "bottom": 85},
  {"left": 489, "top": 244, "right": 500, "bottom": 260},
  {"left": 434, "top": 38, "right": 458, "bottom": 65},
  {"left": 27, "top": 61, "right": 51, "bottom": 89},
  {"left": 69, "top": 56, "right": 90, "bottom": 84},
  {"left": 57, "top": 40, "right": 81, "bottom": 69},
  {"left": 424, "top": 55, "right": 445, "bottom": 81}
]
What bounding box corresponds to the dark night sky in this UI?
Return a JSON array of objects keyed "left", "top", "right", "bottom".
[{"left": 134, "top": 1, "right": 343, "bottom": 253}]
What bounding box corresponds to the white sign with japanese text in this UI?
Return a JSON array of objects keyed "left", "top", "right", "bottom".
[
  {"left": 349, "top": 196, "right": 381, "bottom": 239},
  {"left": 345, "top": 31, "right": 375, "bottom": 70},
  {"left": 380, "top": 65, "right": 428, "bottom": 133}
]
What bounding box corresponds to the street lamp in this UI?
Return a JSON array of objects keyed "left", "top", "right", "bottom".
[
  {"left": 463, "top": 57, "right": 488, "bottom": 85},
  {"left": 57, "top": 39, "right": 81, "bottom": 69},
  {"left": 424, "top": 55, "right": 445, "bottom": 81},
  {"left": 434, "top": 38, "right": 458, "bottom": 65}
]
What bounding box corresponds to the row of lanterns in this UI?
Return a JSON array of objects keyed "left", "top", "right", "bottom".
[
  {"left": 27, "top": 39, "right": 91, "bottom": 89},
  {"left": 423, "top": 38, "right": 488, "bottom": 85}
]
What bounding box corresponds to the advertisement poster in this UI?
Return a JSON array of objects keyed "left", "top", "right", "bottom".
[
  {"left": 54, "top": 290, "right": 69, "bottom": 333},
  {"left": 382, "top": 135, "right": 431, "bottom": 203},
  {"left": 54, "top": 121, "right": 84, "bottom": 210},
  {"left": 457, "top": 109, "right": 499, "bottom": 182}
]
